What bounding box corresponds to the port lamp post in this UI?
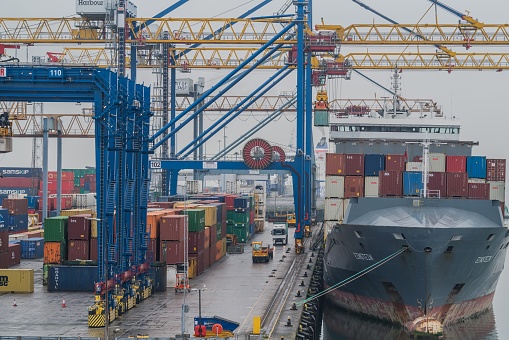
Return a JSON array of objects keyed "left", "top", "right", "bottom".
[{"left": 193, "top": 285, "right": 207, "bottom": 337}]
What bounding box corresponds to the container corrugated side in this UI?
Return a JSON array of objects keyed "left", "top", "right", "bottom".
[
  {"left": 385, "top": 155, "right": 405, "bottom": 172},
  {"left": 403, "top": 172, "right": 423, "bottom": 196},
  {"left": 446, "top": 156, "right": 466, "bottom": 173},
  {"left": 468, "top": 183, "right": 490, "bottom": 200},
  {"left": 486, "top": 159, "right": 506, "bottom": 181},
  {"left": 427, "top": 172, "right": 447, "bottom": 197},
  {"left": 43, "top": 216, "right": 68, "bottom": 242},
  {"left": 428, "top": 153, "right": 446, "bottom": 172},
  {"left": 0, "top": 269, "right": 34, "bottom": 293},
  {"left": 364, "top": 154, "right": 385, "bottom": 176},
  {"left": 406, "top": 162, "right": 422, "bottom": 172},
  {"left": 344, "top": 176, "right": 364, "bottom": 198},
  {"left": 47, "top": 265, "right": 97, "bottom": 292},
  {"left": 467, "top": 156, "right": 487, "bottom": 179},
  {"left": 345, "top": 154, "right": 364, "bottom": 176},
  {"left": 325, "top": 198, "right": 349, "bottom": 221},
  {"left": 325, "top": 175, "right": 344, "bottom": 198},
  {"left": 326, "top": 153, "right": 346, "bottom": 175},
  {"left": 364, "top": 176, "right": 379, "bottom": 197},
  {"left": 446, "top": 172, "right": 468, "bottom": 197},
  {"left": 378, "top": 171, "right": 403, "bottom": 197},
  {"left": 489, "top": 181, "right": 506, "bottom": 202}
]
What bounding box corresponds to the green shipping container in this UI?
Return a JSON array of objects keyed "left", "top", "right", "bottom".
[
  {"left": 43, "top": 264, "right": 53, "bottom": 286},
  {"left": 314, "top": 110, "right": 329, "bottom": 126},
  {"left": 216, "top": 224, "right": 222, "bottom": 241},
  {"left": 226, "top": 222, "right": 235, "bottom": 235},
  {"left": 233, "top": 211, "right": 249, "bottom": 224},
  {"left": 44, "top": 216, "right": 69, "bottom": 242},
  {"left": 183, "top": 209, "right": 205, "bottom": 232},
  {"left": 233, "top": 225, "right": 250, "bottom": 243},
  {"left": 226, "top": 210, "right": 236, "bottom": 224}
]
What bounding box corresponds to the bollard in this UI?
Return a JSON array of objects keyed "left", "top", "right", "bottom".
[
  {"left": 300, "top": 280, "right": 305, "bottom": 286},
  {"left": 303, "top": 271, "right": 308, "bottom": 277},
  {"left": 13, "top": 299, "right": 17, "bottom": 307},
  {"left": 291, "top": 303, "right": 297, "bottom": 310},
  {"left": 311, "top": 252, "right": 314, "bottom": 257},
  {"left": 296, "top": 290, "right": 301, "bottom": 297},
  {"left": 309, "top": 258, "right": 313, "bottom": 263},
  {"left": 306, "top": 264, "right": 311, "bottom": 270},
  {"left": 286, "top": 316, "right": 292, "bottom": 327}
]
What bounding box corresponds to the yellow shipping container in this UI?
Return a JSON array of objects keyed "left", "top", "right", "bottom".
[
  {"left": 173, "top": 201, "right": 199, "bottom": 209},
  {"left": 90, "top": 212, "right": 98, "bottom": 238},
  {"left": 60, "top": 209, "right": 93, "bottom": 217},
  {"left": 197, "top": 205, "right": 217, "bottom": 227},
  {"left": 0, "top": 269, "right": 34, "bottom": 293},
  {"left": 188, "top": 258, "right": 197, "bottom": 279}
]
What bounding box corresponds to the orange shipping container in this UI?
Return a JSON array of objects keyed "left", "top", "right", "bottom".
[
  {"left": 44, "top": 242, "right": 65, "bottom": 264},
  {"left": 215, "top": 239, "right": 222, "bottom": 262}
]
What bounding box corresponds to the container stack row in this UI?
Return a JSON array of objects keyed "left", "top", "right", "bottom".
[
  {"left": 0, "top": 167, "right": 41, "bottom": 205},
  {"left": 324, "top": 153, "right": 507, "bottom": 227},
  {"left": 0, "top": 198, "right": 29, "bottom": 233}
]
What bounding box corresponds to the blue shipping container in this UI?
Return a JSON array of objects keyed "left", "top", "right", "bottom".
[
  {"left": 0, "top": 188, "right": 32, "bottom": 197},
  {"left": 48, "top": 210, "right": 59, "bottom": 217},
  {"left": 364, "top": 154, "right": 386, "bottom": 176},
  {"left": 48, "top": 265, "right": 98, "bottom": 292},
  {"left": 0, "top": 167, "right": 42, "bottom": 178},
  {"left": 234, "top": 197, "right": 250, "bottom": 210},
  {"left": 20, "top": 237, "right": 45, "bottom": 259},
  {"left": 27, "top": 196, "right": 41, "bottom": 209},
  {"left": 0, "top": 208, "right": 8, "bottom": 229},
  {"left": 403, "top": 172, "right": 424, "bottom": 196},
  {"left": 8, "top": 214, "right": 28, "bottom": 232},
  {"left": 466, "top": 156, "right": 487, "bottom": 179}
]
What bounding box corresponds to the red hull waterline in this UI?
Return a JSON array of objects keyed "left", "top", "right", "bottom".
[{"left": 325, "top": 285, "right": 495, "bottom": 335}]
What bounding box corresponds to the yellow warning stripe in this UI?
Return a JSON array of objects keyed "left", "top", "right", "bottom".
[{"left": 88, "top": 314, "right": 105, "bottom": 328}]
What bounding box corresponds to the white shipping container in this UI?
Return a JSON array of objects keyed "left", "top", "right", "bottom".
[
  {"left": 468, "top": 178, "right": 486, "bottom": 184},
  {"left": 428, "top": 153, "right": 446, "bottom": 172},
  {"left": 187, "top": 180, "right": 201, "bottom": 194},
  {"left": 325, "top": 175, "right": 345, "bottom": 198},
  {"left": 364, "top": 176, "right": 379, "bottom": 197},
  {"left": 325, "top": 198, "right": 349, "bottom": 221},
  {"left": 406, "top": 162, "right": 423, "bottom": 172},
  {"left": 489, "top": 181, "right": 506, "bottom": 202}
]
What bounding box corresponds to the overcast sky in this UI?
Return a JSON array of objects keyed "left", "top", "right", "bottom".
[{"left": 1, "top": 0, "right": 508, "bottom": 170}]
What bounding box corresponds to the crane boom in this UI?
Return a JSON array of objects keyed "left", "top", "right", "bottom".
[{"left": 427, "top": 0, "right": 484, "bottom": 28}]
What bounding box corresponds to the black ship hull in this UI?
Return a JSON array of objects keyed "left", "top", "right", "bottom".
[{"left": 323, "top": 197, "right": 508, "bottom": 334}]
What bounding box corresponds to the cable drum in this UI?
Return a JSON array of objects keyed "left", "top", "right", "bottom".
[
  {"left": 243, "top": 138, "right": 273, "bottom": 169},
  {"left": 271, "top": 145, "right": 286, "bottom": 162}
]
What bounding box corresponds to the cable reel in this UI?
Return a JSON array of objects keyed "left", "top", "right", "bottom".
[
  {"left": 271, "top": 145, "right": 286, "bottom": 162},
  {"left": 242, "top": 138, "right": 273, "bottom": 169}
]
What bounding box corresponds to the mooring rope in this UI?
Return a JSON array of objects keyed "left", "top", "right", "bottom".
[{"left": 296, "top": 246, "right": 407, "bottom": 305}]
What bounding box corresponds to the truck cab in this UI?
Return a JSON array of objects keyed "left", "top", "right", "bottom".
[
  {"left": 271, "top": 222, "right": 289, "bottom": 245},
  {"left": 251, "top": 241, "right": 274, "bottom": 263}
]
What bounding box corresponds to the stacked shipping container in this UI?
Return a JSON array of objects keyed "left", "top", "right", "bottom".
[{"left": 324, "top": 153, "right": 507, "bottom": 231}]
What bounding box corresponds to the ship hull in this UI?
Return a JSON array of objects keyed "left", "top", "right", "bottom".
[{"left": 323, "top": 197, "right": 508, "bottom": 332}]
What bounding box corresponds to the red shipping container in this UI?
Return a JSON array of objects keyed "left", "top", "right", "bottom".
[
  {"left": 413, "top": 156, "right": 423, "bottom": 162},
  {"left": 446, "top": 156, "right": 467, "bottom": 173},
  {"left": 0, "top": 230, "right": 8, "bottom": 253},
  {"left": 427, "top": 172, "right": 447, "bottom": 197},
  {"left": 89, "top": 238, "right": 98, "bottom": 261},
  {"left": 379, "top": 171, "right": 403, "bottom": 197},
  {"left": 160, "top": 215, "right": 187, "bottom": 241},
  {"left": 209, "top": 243, "right": 216, "bottom": 266},
  {"left": 468, "top": 183, "right": 490, "bottom": 200},
  {"left": 204, "top": 245, "right": 210, "bottom": 269},
  {"left": 385, "top": 155, "right": 405, "bottom": 172},
  {"left": 147, "top": 238, "right": 158, "bottom": 263},
  {"left": 326, "top": 153, "right": 346, "bottom": 175},
  {"left": 446, "top": 172, "right": 468, "bottom": 197},
  {"left": 188, "top": 230, "right": 205, "bottom": 254},
  {"left": 68, "top": 214, "right": 92, "bottom": 240},
  {"left": 68, "top": 240, "right": 90, "bottom": 261},
  {"left": 80, "top": 178, "right": 85, "bottom": 187},
  {"left": 153, "top": 202, "right": 175, "bottom": 209},
  {"left": 40, "top": 180, "right": 74, "bottom": 192},
  {"left": 160, "top": 240, "right": 184, "bottom": 264},
  {"left": 225, "top": 195, "right": 237, "bottom": 210},
  {"left": 2, "top": 198, "right": 28, "bottom": 215},
  {"left": 344, "top": 176, "right": 364, "bottom": 198},
  {"left": 209, "top": 224, "right": 217, "bottom": 245},
  {"left": 0, "top": 251, "right": 9, "bottom": 269},
  {"left": 8, "top": 243, "right": 21, "bottom": 267},
  {"left": 501, "top": 202, "right": 506, "bottom": 218},
  {"left": 487, "top": 159, "right": 506, "bottom": 181},
  {"left": 89, "top": 182, "right": 96, "bottom": 192},
  {"left": 345, "top": 154, "right": 364, "bottom": 176},
  {"left": 48, "top": 171, "right": 75, "bottom": 181},
  {"left": 249, "top": 209, "right": 254, "bottom": 224},
  {"left": 204, "top": 227, "right": 210, "bottom": 249},
  {"left": 0, "top": 177, "right": 38, "bottom": 188},
  {"left": 84, "top": 174, "right": 96, "bottom": 183}
]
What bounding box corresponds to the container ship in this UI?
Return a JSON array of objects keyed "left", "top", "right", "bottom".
[{"left": 322, "top": 70, "right": 508, "bottom": 337}]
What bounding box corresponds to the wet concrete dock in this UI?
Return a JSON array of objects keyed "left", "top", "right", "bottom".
[{"left": 0, "top": 223, "right": 320, "bottom": 339}]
